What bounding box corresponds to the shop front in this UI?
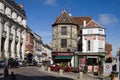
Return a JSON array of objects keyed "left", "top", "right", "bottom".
[
  {"left": 75, "top": 52, "right": 105, "bottom": 74},
  {"left": 52, "top": 52, "right": 74, "bottom": 66}
]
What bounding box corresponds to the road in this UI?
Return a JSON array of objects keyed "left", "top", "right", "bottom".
[
  {"left": 0, "top": 66, "right": 104, "bottom": 80},
  {"left": 0, "top": 66, "right": 73, "bottom": 80}
]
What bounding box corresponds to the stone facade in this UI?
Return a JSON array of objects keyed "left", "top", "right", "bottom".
[
  {"left": 52, "top": 10, "right": 78, "bottom": 52},
  {"left": 52, "top": 24, "right": 78, "bottom": 52},
  {"left": 0, "top": 0, "right": 26, "bottom": 59}
]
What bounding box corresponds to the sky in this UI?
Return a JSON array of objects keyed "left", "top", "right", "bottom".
[{"left": 16, "top": 0, "right": 120, "bottom": 57}]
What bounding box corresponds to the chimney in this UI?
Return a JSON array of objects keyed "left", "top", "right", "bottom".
[
  {"left": 83, "top": 20, "right": 86, "bottom": 27},
  {"left": 18, "top": 4, "right": 24, "bottom": 9},
  {"left": 69, "top": 14, "right": 72, "bottom": 16}
]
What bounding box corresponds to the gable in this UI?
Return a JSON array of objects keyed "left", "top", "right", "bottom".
[
  {"left": 86, "top": 20, "right": 103, "bottom": 28},
  {"left": 52, "top": 10, "right": 77, "bottom": 26}
]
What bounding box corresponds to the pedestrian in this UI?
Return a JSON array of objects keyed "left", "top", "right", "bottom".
[
  {"left": 10, "top": 71, "right": 16, "bottom": 80},
  {"left": 4, "top": 67, "right": 9, "bottom": 77}
]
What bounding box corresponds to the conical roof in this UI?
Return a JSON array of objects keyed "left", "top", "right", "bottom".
[{"left": 52, "top": 10, "right": 77, "bottom": 26}]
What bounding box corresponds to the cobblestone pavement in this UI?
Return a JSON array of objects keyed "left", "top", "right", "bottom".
[{"left": 0, "top": 66, "right": 103, "bottom": 80}]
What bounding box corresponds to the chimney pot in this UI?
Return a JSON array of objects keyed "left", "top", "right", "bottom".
[{"left": 83, "top": 20, "right": 86, "bottom": 27}]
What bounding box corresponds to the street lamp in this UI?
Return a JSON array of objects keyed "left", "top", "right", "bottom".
[{"left": 117, "top": 48, "right": 120, "bottom": 79}]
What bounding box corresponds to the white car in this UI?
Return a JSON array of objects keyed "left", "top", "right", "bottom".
[{"left": 37, "top": 62, "right": 42, "bottom": 67}]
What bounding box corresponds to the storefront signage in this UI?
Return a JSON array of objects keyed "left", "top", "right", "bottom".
[
  {"left": 56, "top": 52, "right": 73, "bottom": 56},
  {"left": 88, "top": 66, "right": 92, "bottom": 72},
  {"left": 87, "top": 66, "right": 99, "bottom": 72},
  {"left": 79, "top": 58, "right": 86, "bottom": 71},
  {"left": 87, "top": 56, "right": 98, "bottom": 58},
  {"left": 94, "top": 66, "right": 99, "bottom": 72}
]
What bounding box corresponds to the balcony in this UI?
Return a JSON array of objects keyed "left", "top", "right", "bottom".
[
  {"left": 15, "top": 36, "right": 19, "bottom": 42},
  {"left": 9, "top": 33, "right": 13, "bottom": 40},
  {"left": 2, "top": 30, "right": 6, "bottom": 38}
]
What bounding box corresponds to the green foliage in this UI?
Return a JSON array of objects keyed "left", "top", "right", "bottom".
[{"left": 59, "top": 62, "right": 68, "bottom": 68}]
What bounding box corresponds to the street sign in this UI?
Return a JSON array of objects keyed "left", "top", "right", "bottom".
[{"left": 103, "top": 63, "right": 112, "bottom": 74}]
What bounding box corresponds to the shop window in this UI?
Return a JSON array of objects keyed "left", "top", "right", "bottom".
[{"left": 87, "top": 58, "right": 98, "bottom": 65}]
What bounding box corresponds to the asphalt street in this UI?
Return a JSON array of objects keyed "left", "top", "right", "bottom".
[
  {"left": 0, "top": 66, "right": 73, "bottom": 80},
  {"left": 0, "top": 66, "right": 107, "bottom": 80}
]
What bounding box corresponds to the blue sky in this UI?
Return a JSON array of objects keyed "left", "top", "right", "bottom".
[{"left": 16, "top": 0, "right": 120, "bottom": 56}]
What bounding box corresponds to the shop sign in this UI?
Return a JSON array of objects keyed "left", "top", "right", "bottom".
[
  {"left": 87, "top": 66, "right": 99, "bottom": 72},
  {"left": 79, "top": 58, "right": 86, "bottom": 71},
  {"left": 88, "top": 66, "right": 92, "bottom": 72},
  {"left": 94, "top": 66, "right": 99, "bottom": 72},
  {"left": 57, "top": 52, "right": 73, "bottom": 56},
  {"left": 87, "top": 56, "right": 98, "bottom": 58}
]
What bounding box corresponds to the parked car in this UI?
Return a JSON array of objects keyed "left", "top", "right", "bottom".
[
  {"left": 0, "top": 60, "right": 6, "bottom": 68},
  {"left": 8, "top": 58, "right": 19, "bottom": 68},
  {"left": 18, "top": 61, "right": 27, "bottom": 67},
  {"left": 33, "top": 59, "right": 37, "bottom": 66},
  {"left": 37, "top": 62, "right": 42, "bottom": 67}
]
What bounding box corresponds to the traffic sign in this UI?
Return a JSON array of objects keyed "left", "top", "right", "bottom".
[{"left": 103, "top": 63, "right": 112, "bottom": 74}]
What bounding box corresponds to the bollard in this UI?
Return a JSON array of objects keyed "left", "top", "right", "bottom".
[
  {"left": 4, "top": 67, "right": 9, "bottom": 77},
  {"left": 79, "top": 72, "right": 83, "bottom": 80},
  {"left": 41, "top": 65, "right": 45, "bottom": 70},
  {"left": 47, "top": 67, "right": 51, "bottom": 72},
  {"left": 59, "top": 69, "right": 63, "bottom": 76}
]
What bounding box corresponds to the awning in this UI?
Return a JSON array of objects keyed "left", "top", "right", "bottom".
[{"left": 55, "top": 56, "right": 72, "bottom": 59}]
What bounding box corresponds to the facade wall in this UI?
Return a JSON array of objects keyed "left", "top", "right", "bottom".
[
  {"left": 26, "top": 32, "right": 34, "bottom": 53},
  {"left": 105, "top": 43, "right": 112, "bottom": 58},
  {"left": 0, "top": 1, "right": 26, "bottom": 59},
  {"left": 82, "top": 28, "right": 105, "bottom": 53},
  {"left": 33, "top": 34, "right": 42, "bottom": 62},
  {"left": 52, "top": 25, "right": 78, "bottom": 52}
]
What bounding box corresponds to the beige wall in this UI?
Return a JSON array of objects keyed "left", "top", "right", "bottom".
[{"left": 52, "top": 24, "right": 78, "bottom": 52}]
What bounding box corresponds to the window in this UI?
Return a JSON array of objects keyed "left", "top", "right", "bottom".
[
  {"left": 88, "top": 30, "right": 92, "bottom": 34},
  {"left": 61, "top": 27, "right": 67, "bottom": 35},
  {"left": 87, "top": 40, "right": 91, "bottom": 51},
  {"left": 61, "top": 39, "right": 67, "bottom": 48},
  {"left": 87, "top": 58, "right": 98, "bottom": 65}
]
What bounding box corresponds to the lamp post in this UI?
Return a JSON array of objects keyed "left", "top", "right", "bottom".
[{"left": 117, "top": 48, "right": 120, "bottom": 79}]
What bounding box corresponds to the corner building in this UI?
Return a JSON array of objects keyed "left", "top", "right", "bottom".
[
  {"left": 0, "top": 0, "right": 27, "bottom": 59},
  {"left": 52, "top": 10, "right": 77, "bottom": 65},
  {"left": 52, "top": 10, "right": 106, "bottom": 73}
]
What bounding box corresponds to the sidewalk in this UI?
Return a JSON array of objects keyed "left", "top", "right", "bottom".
[{"left": 38, "top": 67, "right": 101, "bottom": 80}]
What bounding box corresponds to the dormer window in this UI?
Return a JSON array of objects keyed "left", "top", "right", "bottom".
[{"left": 63, "top": 19, "right": 66, "bottom": 22}]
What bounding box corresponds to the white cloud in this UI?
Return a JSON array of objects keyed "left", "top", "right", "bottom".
[
  {"left": 44, "top": 0, "right": 56, "bottom": 6},
  {"left": 39, "top": 32, "right": 52, "bottom": 37},
  {"left": 98, "top": 13, "right": 119, "bottom": 26}
]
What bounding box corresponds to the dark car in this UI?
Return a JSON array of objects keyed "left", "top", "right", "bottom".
[
  {"left": 8, "top": 58, "right": 19, "bottom": 68},
  {"left": 0, "top": 60, "right": 6, "bottom": 68}
]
